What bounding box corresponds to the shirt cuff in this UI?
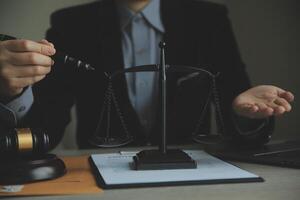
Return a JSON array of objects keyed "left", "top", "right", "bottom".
[{"left": 0, "top": 87, "right": 34, "bottom": 126}]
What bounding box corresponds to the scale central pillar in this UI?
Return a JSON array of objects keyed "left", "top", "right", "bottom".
[{"left": 133, "top": 42, "right": 197, "bottom": 170}]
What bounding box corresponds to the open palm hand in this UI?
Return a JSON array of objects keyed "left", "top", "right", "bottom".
[{"left": 233, "top": 85, "right": 294, "bottom": 119}]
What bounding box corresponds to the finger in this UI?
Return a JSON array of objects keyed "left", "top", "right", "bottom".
[
  {"left": 0, "top": 63, "right": 51, "bottom": 78},
  {"left": 38, "top": 39, "right": 54, "bottom": 48},
  {"left": 255, "top": 102, "right": 274, "bottom": 115},
  {"left": 249, "top": 102, "right": 274, "bottom": 118},
  {"left": 274, "top": 98, "right": 292, "bottom": 112},
  {"left": 10, "top": 65, "right": 51, "bottom": 78},
  {"left": 234, "top": 104, "right": 258, "bottom": 118},
  {"left": 273, "top": 106, "right": 286, "bottom": 116},
  {"left": 275, "top": 86, "right": 295, "bottom": 102},
  {"left": 264, "top": 101, "right": 285, "bottom": 115},
  {"left": 255, "top": 102, "right": 268, "bottom": 110},
  {"left": 3, "top": 39, "right": 55, "bottom": 55},
  {"left": 38, "top": 39, "right": 49, "bottom": 45},
  {"left": 241, "top": 104, "right": 259, "bottom": 112},
  {"left": 250, "top": 105, "right": 259, "bottom": 113},
  {"left": 10, "top": 75, "right": 46, "bottom": 88},
  {"left": 8, "top": 52, "right": 54, "bottom": 66},
  {"left": 236, "top": 103, "right": 275, "bottom": 119},
  {"left": 266, "top": 101, "right": 286, "bottom": 116},
  {"left": 278, "top": 91, "right": 294, "bottom": 102},
  {"left": 234, "top": 103, "right": 251, "bottom": 112}
]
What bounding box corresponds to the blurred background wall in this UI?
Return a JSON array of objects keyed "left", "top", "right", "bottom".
[{"left": 0, "top": 0, "right": 299, "bottom": 149}]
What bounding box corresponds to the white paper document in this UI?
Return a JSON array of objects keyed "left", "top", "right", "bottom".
[{"left": 90, "top": 150, "right": 262, "bottom": 188}]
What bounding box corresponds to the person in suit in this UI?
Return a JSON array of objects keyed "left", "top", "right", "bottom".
[{"left": 0, "top": 0, "right": 294, "bottom": 149}]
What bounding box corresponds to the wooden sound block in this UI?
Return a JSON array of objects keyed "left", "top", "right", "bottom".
[{"left": 0, "top": 154, "right": 66, "bottom": 185}]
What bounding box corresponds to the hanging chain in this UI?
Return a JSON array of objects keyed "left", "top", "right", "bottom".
[
  {"left": 92, "top": 79, "right": 112, "bottom": 139},
  {"left": 211, "top": 74, "right": 227, "bottom": 139},
  {"left": 191, "top": 80, "right": 213, "bottom": 136},
  {"left": 191, "top": 73, "right": 228, "bottom": 141},
  {"left": 92, "top": 77, "right": 131, "bottom": 140},
  {"left": 105, "top": 80, "right": 112, "bottom": 138},
  {"left": 110, "top": 82, "right": 131, "bottom": 137}
]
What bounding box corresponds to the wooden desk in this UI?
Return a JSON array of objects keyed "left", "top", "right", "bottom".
[{"left": 2, "top": 147, "right": 300, "bottom": 200}]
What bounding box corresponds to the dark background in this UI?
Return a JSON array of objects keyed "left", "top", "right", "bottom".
[{"left": 0, "top": 0, "right": 299, "bottom": 149}]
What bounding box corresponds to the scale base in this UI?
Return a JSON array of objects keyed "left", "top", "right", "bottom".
[{"left": 133, "top": 149, "right": 197, "bottom": 170}]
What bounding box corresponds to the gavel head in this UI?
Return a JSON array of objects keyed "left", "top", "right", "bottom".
[{"left": 0, "top": 128, "right": 50, "bottom": 155}]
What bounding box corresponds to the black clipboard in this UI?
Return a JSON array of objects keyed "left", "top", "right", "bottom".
[{"left": 88, "top": 150, "right": 263, "bottom": 189}]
